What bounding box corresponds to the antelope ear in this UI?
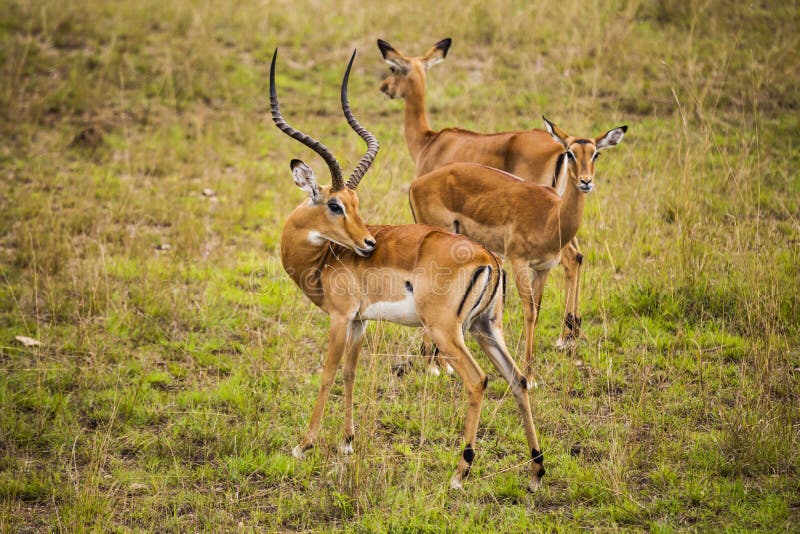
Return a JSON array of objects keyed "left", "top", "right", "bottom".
[
  {"left": 596, "top": 125, "right": 628, "bottom": 150},
  {"left": 422, "top": 38, "right": 452, "bottom": 69},
  {"left": 542, "top": 116, "right": 568, "bottom": 148},
  {"left": 377, "top": 39, "right": 398, "bottom": 58},
  {"left": 290, "top": 159, "right": 322, "bottom": 203},
  {"left": 378, "top": 39, "right": 409, "bottom": 72}
]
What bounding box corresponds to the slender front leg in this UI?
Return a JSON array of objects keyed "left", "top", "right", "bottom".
[
  {"left": 341, "top": 319, "right": 366, "bottom": 454},
  {"left": 531, "top": 268, "right": 550, "bottom": 333},
  {"left": 293, "top": 316, "right": 350, "bottom": 460},
  {"left": 529, "top": 268, "right": 551, "bottom": 387},
  {"left": 557, "top": 238, "right": 582, "bottom": 350},
  {"left": 511, "top": 258, "right": 536, "bottom": 389}
]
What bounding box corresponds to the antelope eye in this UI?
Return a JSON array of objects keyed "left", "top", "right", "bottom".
[
  {"left": 389, "top": 66, "right": 398, "bottom": 74},
  {"left": 592, "top": 152, "right": 601, "bottom": 161},
  {"left": 327, "top": 201, "right": 344, "bottom": 215},
  {"left": 566, "top": 151, "right": 576, "bottom": 161}
]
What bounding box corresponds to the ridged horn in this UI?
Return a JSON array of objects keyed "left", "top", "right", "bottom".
[
  {"left": 269, "top": 49, "right": 344, "bottom": 191},
  {"left": 341, "top": 50, "right": 379, "bottom": 190}
]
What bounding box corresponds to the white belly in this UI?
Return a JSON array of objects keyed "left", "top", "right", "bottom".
[{"left": 359, "top": 294, "right": 421, "bottom": 326}]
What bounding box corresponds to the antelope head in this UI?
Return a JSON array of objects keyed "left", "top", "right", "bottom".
[
  {"left": 377, "top": 38, "right": 451, "bottom": 99},
  {"left": 543, "top": 116, "right": 627, "bottom": 194},
  {"left": 271, "top": 49, "right": 379, "bottom": 257}
]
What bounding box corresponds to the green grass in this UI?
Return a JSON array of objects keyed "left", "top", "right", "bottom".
[{"left": 1, "top": 0, "right": 799, "bottom": 531}]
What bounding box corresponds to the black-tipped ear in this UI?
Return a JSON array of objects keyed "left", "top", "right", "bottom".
[
  {"left": 596, "top": 125, "right": 628, "bottom": 150},
  {"left": 422, "top": 38, "right": 451, "bottom": 69},
  {"left": 377, "top": 39, "right": 396, "bottom": 59},
  {"left": 542, "top": 116, "right": 568, "bottom": 148},
  {"left": 378, "top": 39, "right": 409, "bottom": 71},
  {"left": 434, "top": 38, "right": 452, "bottom": 58}
]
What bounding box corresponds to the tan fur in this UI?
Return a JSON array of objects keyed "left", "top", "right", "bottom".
[
  {"left": 410, "top": 115, "right": 625, "bottom": 386},
  {"left": 281, "top": 181, "right": 545, "bottom": 491},
  {"left": 378, "top": 39, "right": 563, "bottom": 181},
  {"left": 379, "top": 39, "right": 627, "bottom": 350},
  {"left": 274, "top": 52, "right": 545, "bottom": 490}
]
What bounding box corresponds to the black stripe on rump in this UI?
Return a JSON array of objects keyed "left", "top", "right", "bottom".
[
  {"left": 487, "top": 255, "right": 502, "bottom": 306},
  {"left": 467, "top": 266, "right": 493, "bottom": 317},
  {"left": 469, "top": 252, "right": 503, "bottom": 321},
  {"left": 457, "top": 265, "right": 490, "bottom": 317}
]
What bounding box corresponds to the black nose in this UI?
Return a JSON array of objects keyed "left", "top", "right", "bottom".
[{"left": 364, "top": 238, "right": 376, "bottom": 250}]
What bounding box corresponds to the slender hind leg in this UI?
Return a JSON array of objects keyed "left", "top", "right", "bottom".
[
  {"left": 428, "top": 327, "right": 487, "bottom": 489},
  {"left": 470, "top": 295, "right": 545, "bottom": 491}
]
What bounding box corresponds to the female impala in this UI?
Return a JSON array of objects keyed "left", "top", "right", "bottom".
[
  {"left": 271, "top": 49, "right": 545, "bottom": 491},
  {"left": 378, "top": 38, "right": 627, "bottom": 350},
  {"left": 409, "top": 118, "right": 626, "bottom": 388}
]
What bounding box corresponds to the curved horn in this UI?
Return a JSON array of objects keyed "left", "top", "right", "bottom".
[
  {"left": 341, "top": 49, "right": 379, "bottom": 190},
  {"left": 270, "top": 49, "right": 344, "bottom": 191}
]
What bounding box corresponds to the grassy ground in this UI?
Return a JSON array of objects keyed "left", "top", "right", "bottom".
[{"left": 1, "top": 0, "right": 798, "bottom": 531}]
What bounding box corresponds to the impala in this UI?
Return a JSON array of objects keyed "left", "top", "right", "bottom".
[
  {"left": 378, "top": 37, "right": 626, "bottom": 351},
  {"left": 271, "top": 49, "right": 545, "bottom": 490},
  {"left": 409, "top": 117, "right": 626, "bottom": 388}
]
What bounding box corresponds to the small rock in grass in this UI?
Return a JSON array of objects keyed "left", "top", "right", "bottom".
[{"left": 15, "top": 335, "right": 42, "bottom": 347}]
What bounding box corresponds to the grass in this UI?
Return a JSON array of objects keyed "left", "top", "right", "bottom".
[{"left": 1, "top": 0, "right": 799, "bottom": 531}]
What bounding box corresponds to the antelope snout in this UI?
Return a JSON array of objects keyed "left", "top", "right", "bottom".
[
  {"left": 357, "top": 237, "right": 376, "bottom": 257},
  {"left": 578, "top": 178, "right": 594, "bottom": 193},
  {"left": 379, "top": 80, "right": 396, "bottom": 99}
]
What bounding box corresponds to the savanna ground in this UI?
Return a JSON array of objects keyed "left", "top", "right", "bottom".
[{"left": 1, "top": 0, "right": 799, "bottom": 531}]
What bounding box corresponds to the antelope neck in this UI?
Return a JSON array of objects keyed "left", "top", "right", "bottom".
[
  {"left": 552, "top": 174, "right": 586, "bottom": 250},
  {"left": 280, "top": 216, "right": 349, "bottom": 310},
  {"left": 403, "top": 70, "right": 433, "bottom": 164}
]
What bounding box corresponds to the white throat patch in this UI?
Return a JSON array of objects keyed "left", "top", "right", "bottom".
[{"left": 307, "top": 231, "right": 325, "bottom": 245}]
